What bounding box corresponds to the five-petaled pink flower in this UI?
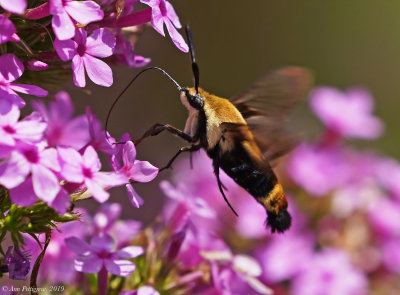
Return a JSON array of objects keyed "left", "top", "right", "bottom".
[
  {"left": 140, "top": 0, "right": 188, "bottom": 52},
  {"left": 0, "top": 143, "right": 61, "bottom": 203},
  {"left": 65, "top": 233, "right": 144, "bottom": 276},
  {"left": 49, "top": 0, "right": 104, "bottom": 40},
  {"left": 112, "top": 139, "right": 158, "bottom": 207},
  {"left": 58, "top": 145, "right": 127, "bottom": 203},
  {"left": 54, "top": 28, "right": 116, "bottom": 87},
  {"left": 0, "top": 54, "right": 48, "bottom": 113},
  {"left": 310, "top": 87, "right": 383, "bottom": 140}
]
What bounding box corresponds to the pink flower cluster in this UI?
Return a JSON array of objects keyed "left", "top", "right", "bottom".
[
  {"left": 1, "top": 0, "right": 187, "bottom": 88},
  {"left": 0, "top": 88, "right": 158, "bottom": 214}
]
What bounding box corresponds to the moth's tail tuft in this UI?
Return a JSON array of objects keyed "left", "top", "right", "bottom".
[{"left": 266, "top": 210, "right": 292, "bottom": 233}]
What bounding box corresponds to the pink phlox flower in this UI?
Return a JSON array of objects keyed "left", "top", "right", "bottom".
[
  {"left": 310, "top": 87, "right": 383, "bottom": 140},
  {"left": 33, "top": 91, "right": 90, "bottom": 150},
  {"left": 0, "top": 104, "right": 46, "bottom": 150},
  {"left": 93, "top": 203, "right": 142, "bottom": 246},
  {"left": 0, "top": 0, "right": 27, "bottom": 14},
  {"left": 0, "top": 15, "right": 19, "bottom": 44},
  {"left": 287, "top": 143, "right": 353, "bottom": 196},
  {"left": 140, "top": 0, "right": 188, "bottom": 52},
  {"left": 0, "top": 142, "right": 61, "bottom": 204},
  {"left": 0, "top": 54, "right": 48, "bottom": 112},
  {"left": 202, "top": 252, "right": 273, "bottom": 295},
  {"left": 54, "top": 28, "right": 116, "bottom": 87},
  {"left": 3, "top": 246, "right": 30, "bottom": 280},
  {"left": 112, "top": 137, "right": 158, "bottom": 208},
  {"left": 65, "top": 233, "right": 144, "bottom": 276},
  {"left": 161, "top": 180, "right": 216, "bottom": 219},
  {"left": 113, "top": 34, "right": 151, "bottom": 67},
  {"left": 49, "top": 0, "right": 104, "bottom": 40},
  {"left": 291, "top": 248, "right": 368, "bottom": 295},
  {"left": 58, "top": 145, "right": 128, "bottom": 203},
  {"left": 255, "top": 232, "right": 315, "bottom": 283},
  {"left": 85, "top": 106, "right": 116, "bottom": 155},
  {"left": 178, "top": 228, "right": 228, "bottom": 268}
]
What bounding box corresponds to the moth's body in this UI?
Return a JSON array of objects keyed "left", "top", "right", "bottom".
[{"left": 181, "top": 87, "right": 291, "bottom": 233}]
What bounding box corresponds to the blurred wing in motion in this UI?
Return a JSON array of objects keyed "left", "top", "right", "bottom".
[{"left": 230, "top": 67, "right": 313, "bottom": 162}]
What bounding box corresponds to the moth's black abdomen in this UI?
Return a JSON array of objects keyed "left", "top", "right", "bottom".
[{"left": 266, "top": 209, "right": 292, "bottom": 233}]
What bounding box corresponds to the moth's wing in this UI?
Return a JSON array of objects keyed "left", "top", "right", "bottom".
[{"left": 230, "top": 67, "right": 313, "bottom": 163}]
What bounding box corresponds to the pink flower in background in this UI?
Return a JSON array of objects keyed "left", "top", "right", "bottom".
[
  {"left": 0, "top": 0, "right": 27, "bottom": 14},
  {"left": 54, "top": 28, "right": 116, "bottom": 87},
  {"left": 58, "top": 146, "right": 127, "bottom": 203},
  {"left": 256, "top": 233, "right": 314, "bottom": 283},
  {"left": 86, "top": 107, "right": 116, "bottom": 155},
  {"left": 65, "top": 233, "right": 144, "bottom": 276},
  {"left": 33, "top": 91, "right": 90, "bottom": 150},
  {"left": 120, "top": 286, "right": 160, "bottom": 295},
  {"left": 93, "top": 203, "right": 142, "bottom": 246},
  {"left": 310, "top": 87, "right": 383, "bottom": 140},
  {"left": 112, "top": 140, "right": 158, "bottom": 208},
  {"left": 287, "top": 144, "right": 352, "bottom": 196},
  {"left": 49, "top": 0, "right": 104, "bottom": 40},
  {"left": 114, "top": 34, "right": 151, "bottom": 67},
  {"left": 291, "top": 248, "right": 367, "bottom": 295},
  {"left": 368, "top": 197, "right": 400, "bottom": 238},
  {"left": 140, "top": 0, "right": 188, "bottom": 52},
  {"left": 0, "top": 54, "right": 48, "bottom": 112},
  {"left": 3, "top": 246, "right": 30, "bottom": 280}
]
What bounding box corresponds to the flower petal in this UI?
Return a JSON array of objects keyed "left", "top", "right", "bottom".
[
  {"left": 122, "top": 141, "right": 137, "bottom": 169},
  {"left": 85, "top": 28, "right": 115, "bottom": 58},
  {"left": 64, "top": 0, "right": 104, "bottom": 25},
  {"left": 126, "top": 184, "right": 144, "bottom": 208},
  {"left": 48, "top": 188, "right": 70, "bottom": 214},
  {"left": 0, "top": 87, "right": 25, "bottom": 109},
  {"left": 72, "top": 55, "right": 86, "bottom": 87},
  {"left": 74, "top": 255, "right": 103, "bottom": 273},
  {"left": 82, "top": 145, "right": 101, "bottom": 171},
  {"left": 0, "top": 152, "right": 29, "bottom": 188},
  {"left": 40, "top": 148, "right": 61, "bottom": 172},
  {"left": 114, "top": 246, "right": 144, "bottom": 259},
  {"left": 90, "top": 234, "right": 115, "bottom": 253},
  {"left": 0, "top": 54, "right": 24, "bottom": 83},
  {"left": 9, "top": 83, "right": 48, "bottom": 97},
  {"left": 65, "top": 237, "right": 93, "bottom": 255},
  {"left": 165, "top": 1, "right": 181, "bottom": 29},
  {"left": 164, "top": 20, "right": 188, "bottom": 52},
  {"left": 31, "top": 164, "right": 60, "bottom": 202},
  {"left": 52, "top": 10, "right": 75, "bottom": 40},
  {"left": 0, "top": 15, "right": 16, "bottom": 44},
  {"left": 150, "top": 6, "right": 165, "bottom": 36},
  {"left": 58, "top": 147, "right": 84, "bottom": 183},
  {"left": 82, "top": 54, "right": 113, "bottom": 87},
  {"left": 129, "top": 160, "right": 158, "bottom": 182},
  {"left": 0, "top": 0, "right": 27, "bottom": 14},
  {"left": 54, "top": 38, "right": 77, "bottom": 61},
  {"left": 9, "top": 177, "right": 37, "bottom": 207},
  {"left": 104, "top": 259, "right": 135, "bottom": 277},
  {"left": 85, "top": 178, "right": 109, "bottom": 203}
]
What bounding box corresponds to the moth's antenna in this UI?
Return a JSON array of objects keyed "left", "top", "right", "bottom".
[
  {"left": 185, "top": 26, "right": 199, "bottom": 93},
  {"left": 105, "top": 67, "right": 183, "bottom": 143}
]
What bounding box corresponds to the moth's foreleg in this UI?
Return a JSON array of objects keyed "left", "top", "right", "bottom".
[
  {"left": 160, "top": 144, "right": 201, "bottom": 172},
  {"left": 134, "top": 123, "right": 194, "bottom": 145}
]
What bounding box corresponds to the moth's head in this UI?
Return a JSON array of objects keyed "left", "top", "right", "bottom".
[{"left": 180, "top": 87, "right": 204, "bottom": 110}]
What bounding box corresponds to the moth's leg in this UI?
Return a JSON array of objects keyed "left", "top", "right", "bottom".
[
  {"left": 213, "top": 153, "right": 238, "bottom": 217},
  {"left": 160, "top": 144, "right": 201, "bottom": 172},
  {"left": 134, "top": 123, "right": 193, "bottom": 146}
]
